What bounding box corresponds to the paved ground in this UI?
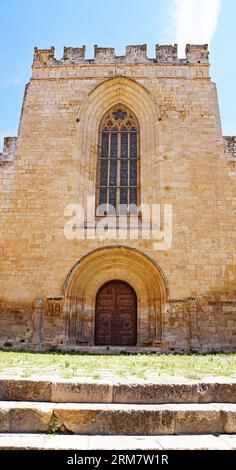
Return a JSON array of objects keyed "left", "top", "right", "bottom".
[
  {"left": 0, "top": 434, "right": 235, "bottom": 450},
  {"left": 1, "top": 350, "right": 236, "bottom": 382},
  {"left": 1, "top": 373, "right": 236, "bottom": 384}
]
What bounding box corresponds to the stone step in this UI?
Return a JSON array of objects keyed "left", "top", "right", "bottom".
[
  {"left": 0, "top": 433, "right": 235, "bottom": 450},
  {"left": 1, "top": 378, "right": 236, "bottom": 404},
  {"left": 0, "top": 402, "right": 236, "bottom": 435}
]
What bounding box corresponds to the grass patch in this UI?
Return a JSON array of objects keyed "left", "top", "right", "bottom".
[
  {"left": 92, "top": 373, "right": 102, "bottom": 380},
  {"left": 0, "top": 350, "right": 235, "bottom": 380}
]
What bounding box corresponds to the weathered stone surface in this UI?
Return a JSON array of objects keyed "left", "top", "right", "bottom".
[
  {"left": 113, "top": 383, "right": 199, "bottom": 404},
  {"left": 198, "top": 383, "right": 236, "bottom": 403},
  {"left": 0, "top": 402, "right": 236, "bottom": 435},
  {"left": 0, "top": 407, "right": 10, "bottom": 432},
  {"left": 0, "top": 402, "right": 54, "bottom": 433},
  {"left": 107, "top": 408, "right": 175, "bottom": 436},
  {"left": 54, "top": 404, "right": 176, "bottom": 435},
  {"left": 174, "top": 405, "right": 223, "bottom": 434},
  {"left": 1, "top": 379, "right": 236, "bottom": 404},
  {"left": 4, "top": 380, "right": 51, "bottom": 402},
  {"left": 0, "top": 380, "right": 7, "bottom": 401},
  {"left": 53, "top": 405, "right": 106, "bottom": 434},
  {"left": 221, "top": 404, "right": 236, "bottom": 433},
  {"left": 51, "top": 381, "right": 113, "bottom": 403}
]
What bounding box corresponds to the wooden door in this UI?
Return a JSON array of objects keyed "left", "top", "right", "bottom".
[{"left": 95, "top": 280, "right": 137, "bottom": 346}]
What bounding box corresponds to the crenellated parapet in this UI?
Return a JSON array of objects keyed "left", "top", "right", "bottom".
[
  {"left": 224, "top": 136, "right": 236, "bottom": 161},
  {"left": 0, "top": 137, "right": 17, "bottom": 163},
  {"left": 32, "top": 43, "right": 210, "bottom": 66}
]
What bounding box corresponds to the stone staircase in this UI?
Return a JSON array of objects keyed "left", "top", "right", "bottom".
[{"left": 0, "top": 379, "right": 236, "bottom": 449}]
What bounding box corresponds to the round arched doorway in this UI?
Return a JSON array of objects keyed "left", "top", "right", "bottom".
[
  {"left": 95, "top": 280, "right": 137, "bottom": 346},
  {"left": 63, "top": 246, "right": 167, "bottom": 346}
]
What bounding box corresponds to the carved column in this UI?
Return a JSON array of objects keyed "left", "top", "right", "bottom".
[
  {"left": 188, "top": 298, "right": 199, "bottom": 349},
  {"left": 154, "top": 298, "right": 162, "bottom": 343},
  {"left": 75, "top": 298, "right": 85, "bottom": 343},
  {"left": 32, "top": 298, "right": 44, "bottom": 350},
  {"left": 67, "top": 297, "right": 77, "bottom": 344}
]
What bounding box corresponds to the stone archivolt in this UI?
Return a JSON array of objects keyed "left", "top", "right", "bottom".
[
  {"left": 76, "top": 76, "right": 160, "bottom": 210},
  {"left": 63, "top": 246, "right": 167, "bottom": 346}
]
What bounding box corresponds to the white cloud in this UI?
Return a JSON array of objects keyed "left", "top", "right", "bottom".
[{"left": 168, "top": 0, "right": 222, "bottom": 57}]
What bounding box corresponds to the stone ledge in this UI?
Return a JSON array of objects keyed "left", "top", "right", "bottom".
[
  {"left": 1, "top": 378, "right": 236, "bottom": 404},
  {"left": 0, "top": 433, "right": 234, "bottom": 450},
  {"left": 0, "top": 402, "right": 236, "bottom": 435}
]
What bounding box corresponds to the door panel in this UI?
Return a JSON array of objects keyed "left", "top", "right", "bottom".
[{"left": 95, "top": 280, "right": 137, "bottom": 346}]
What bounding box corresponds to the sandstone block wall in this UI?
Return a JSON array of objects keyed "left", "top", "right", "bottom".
[{"left": 0, "top": 43, "right": 235, "bottom": 352}]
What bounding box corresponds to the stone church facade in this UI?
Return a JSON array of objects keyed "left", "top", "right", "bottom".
[{"left": 0, "top": 43, "right": 235, "bottom": 352}]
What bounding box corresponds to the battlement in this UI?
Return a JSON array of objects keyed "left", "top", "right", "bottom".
[
  {"left": 0, "top": 137, "right": 17, "bottom": 163},
  {"left": 224, "top": 136, "right": 236, "bottom": 161},
  {"left": 125, "top": 44, "right": 148, "bottom": 63},
  {"left": 156, "top": 44, "right": 178, "bottom": 63},
  {"left": 34, "top": 47, "right": 55, "bottom": 66},
  {"left": 32, "top": 43, "right": 210, "bottom": 66},
  {"left": 63, "top": 46, "right": 86, "bottom": 63},
  {"left": 94, "top": 45, "right": 115, "bottom": 64},
  {"left": 186, "top": 44, "right": 209, "bottom": 64}
]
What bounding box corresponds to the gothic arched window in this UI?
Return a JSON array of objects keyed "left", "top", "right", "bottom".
[{"left": 96, "top": 105, "right": 140, "bottom": 216}]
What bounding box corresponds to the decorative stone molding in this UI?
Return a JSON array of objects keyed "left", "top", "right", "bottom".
[
  {"left": 165, "top": 299, "right": 199, "bottom": 349},
  {"left": 168, "top": 301, "right": 188, "bottom": 318},
  {"left": 46, "top": 297, "right": 64, "bottom": 318}
]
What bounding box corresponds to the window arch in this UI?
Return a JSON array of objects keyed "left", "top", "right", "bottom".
[{"left": 96, "top": 105, "right": 140, "bottom": 216}]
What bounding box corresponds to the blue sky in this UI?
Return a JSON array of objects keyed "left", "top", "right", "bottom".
[{"left": 0, "top": 0, "right": 235, "bottom": 145}]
